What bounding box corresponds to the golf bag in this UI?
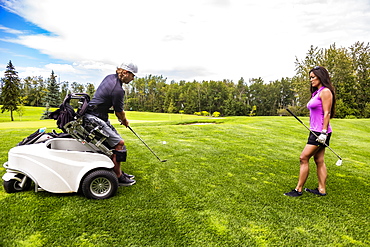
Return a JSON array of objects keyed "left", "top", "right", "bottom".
[
  {"left": 17, "top": 93, "right": 88, "bottom": 146},
  {"left": 49, "top": 93, "right": 90, "bottom": 132},
  {"left": 49, "top": 93, "right": 114, "bottom": 157},
  {"left": 17, "top": 128, "right": 70, "bottom": 146}
]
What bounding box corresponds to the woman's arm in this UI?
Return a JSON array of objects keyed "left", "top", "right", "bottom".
[{"left": 320, "top": 88, "right": 333, "bottom": 131}]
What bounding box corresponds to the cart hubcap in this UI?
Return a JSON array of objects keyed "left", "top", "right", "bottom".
[
  {"left": 13, "top": 181, "right": 22, "bottom": 190},
  {"left": 90, "top": 177, "right": 111, "bottom": 197}
]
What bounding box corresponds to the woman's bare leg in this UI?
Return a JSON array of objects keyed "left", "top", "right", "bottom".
[
  {"left": 295, "top": 144, "right": 320, "bottom": 192},
  {"left": 314, "top": 147, "right": 327, "bottom": 194}
]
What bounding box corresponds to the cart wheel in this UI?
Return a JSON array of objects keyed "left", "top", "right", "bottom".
[
  {"left": 81, "top": 170, "right": 118, "bottom": 199},
  {"left": 3, "top": 174, "right": 32, "bottom": 193}
]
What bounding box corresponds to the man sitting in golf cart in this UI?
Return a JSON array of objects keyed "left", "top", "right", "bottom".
[{"left": 85, "top": 62, "right": 138, "bottom": 186}]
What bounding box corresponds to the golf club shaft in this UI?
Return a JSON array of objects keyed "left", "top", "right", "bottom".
[
  {"left": 127, "top": 126, "right": 165, "bottom": 162},
  {"left": 286, "top": 109, "right": 342, "bottom": 160}
]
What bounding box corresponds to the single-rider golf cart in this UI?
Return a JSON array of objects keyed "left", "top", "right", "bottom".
[{"left": 2, "top": 93, "right": 122, "bottom": 199}]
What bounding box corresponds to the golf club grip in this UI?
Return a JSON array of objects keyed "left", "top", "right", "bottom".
[
  {"left": 286, "top": 108, "right": 316, "bottom": 135},
  {"left": 286, "top": 108, "right": 303, "bottom": 124}
]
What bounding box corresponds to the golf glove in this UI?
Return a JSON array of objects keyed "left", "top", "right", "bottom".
[{"left": 316, "top": 133, "right": 327, "bottom": 144}]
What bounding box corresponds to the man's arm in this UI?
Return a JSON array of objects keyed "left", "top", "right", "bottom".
[{"left": 115, "top": 111, "right": 129, "bottom": 127}]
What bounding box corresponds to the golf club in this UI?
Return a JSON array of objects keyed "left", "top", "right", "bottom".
[
  {"left": 127, "top": 126, "right": 167, "bottom": 162},
  {"left": 286, "top": 108, "right": 343, "bottom": 166}
]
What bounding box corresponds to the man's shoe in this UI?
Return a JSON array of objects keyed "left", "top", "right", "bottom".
[
  {"left": 284, "top": 189, "right": 303, "bottom": 197},
  {"left": 118, "top": 174, "right": 136, "bottom": 186},
  {"left": 305, "top": 188, "right": 326, "bottom": 196},
  {"left": 122, "top": 171, "right": 135, "bottom": 179}
]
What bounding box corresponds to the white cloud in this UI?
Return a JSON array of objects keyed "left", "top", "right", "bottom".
[
  {"left": 1, "top": 0, "right": 370, "bottom": 83},
  {"left": 44, "top": 63, "right": 76, "bottom": 73},
  {"left": 72, "top": 61, "right": 115, "bottom": 72},
  {"left": 0, "top": 24, "right": 23, "bottom": 35},
  {"left": 17, "top": 66, "right": 52, "bottom": 79}
]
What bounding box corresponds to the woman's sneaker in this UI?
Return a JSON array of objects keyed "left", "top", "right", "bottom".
[
  {"left": 284, "top": 189, "right": 303, "bottom": 197},
  {"left": 305, "top": 188, "right": 326, "bottom": 196},
  {"left": 118, "top": 174, "right": 136, "bottom": 186}
]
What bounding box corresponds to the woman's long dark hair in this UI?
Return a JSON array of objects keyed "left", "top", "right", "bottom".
[{"left": 309, "top": 66, "right": 336, "bottom": 118}]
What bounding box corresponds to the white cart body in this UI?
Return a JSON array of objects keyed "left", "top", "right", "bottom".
[{"left": 3, "top": 138, "right": 114, "bottom": 193}]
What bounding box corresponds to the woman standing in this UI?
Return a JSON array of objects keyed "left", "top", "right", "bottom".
[{"left": 284, "top": 66, "right": 336, "bottom": 197}]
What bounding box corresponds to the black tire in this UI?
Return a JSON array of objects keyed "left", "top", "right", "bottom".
[
  {"left": 3, "top": 174, "right": 32, "bottom": 193},
  {"left": 81, "top": 170, "right": 118, "bottom": 199}
]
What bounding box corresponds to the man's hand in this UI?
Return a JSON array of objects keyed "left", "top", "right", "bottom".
[
  {"left": 115, "top": 111, "right": 129, "bottom": 127},
  {"left": 316, "top": 133, "right": 327, "bottom": 144},
  {"left": 120, "top": 118, "right": 129, "bottom": 127}
]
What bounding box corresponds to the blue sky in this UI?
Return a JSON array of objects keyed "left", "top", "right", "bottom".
[
  {"left": 1, "top": 0, "right": 370, "bottom": 87},
  {"left": 0, "top": 6, "right": 74, "bottom": 83},
  {"left": 0, "top": 8, "right": 53, "bottom": 66}
]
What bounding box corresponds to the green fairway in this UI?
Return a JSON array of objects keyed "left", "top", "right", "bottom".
[{"left": 0, "top": 110, "right": 369, "bottom": 246}]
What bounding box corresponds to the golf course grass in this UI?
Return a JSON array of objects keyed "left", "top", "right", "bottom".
[{"left": 0, "top": 108, "right": 369, "bottom": 246}]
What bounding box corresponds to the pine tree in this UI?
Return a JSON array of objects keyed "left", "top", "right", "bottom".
[
  {"left": 1, "top": 60, "right": 20, "bottom": 121},
  {"left": 45, "top": 70, "right": 61, "bottom": 107},
  {"left": 86, "top": 83, "right": 96, "bottom": 99}
]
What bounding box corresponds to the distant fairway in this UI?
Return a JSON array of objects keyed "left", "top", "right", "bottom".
[{"left": 0, "top": 108, "right": 369, "bottom": 246}]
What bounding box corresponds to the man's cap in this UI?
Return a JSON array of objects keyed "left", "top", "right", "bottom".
[{"left": 119, "top": 62, "right": 138, "bottom": 75}]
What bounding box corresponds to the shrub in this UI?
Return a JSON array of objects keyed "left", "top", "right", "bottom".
[
  {"left": 364, "top": 103, "right": 370, "bottom": 118},
  {"left": 212, "top": 111, "right": 220, "bottom": 117},
  {"left": 249, "top": 105, "right": 257, "bottom": 116},
  {"left": 40, "top": 103, "right": 51, "bottom": 120}
]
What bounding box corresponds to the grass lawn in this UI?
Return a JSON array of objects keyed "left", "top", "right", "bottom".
[{"left": 0, "top": 109, "right": 369, "bottom": 246}]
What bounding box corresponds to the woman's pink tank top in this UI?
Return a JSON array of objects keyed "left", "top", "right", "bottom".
[{"left": 307, "top": 87, "right": 332, "bottom": 133}]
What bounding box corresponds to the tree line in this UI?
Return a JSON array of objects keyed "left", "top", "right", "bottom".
[
  {"left": 0, "top": 62, "right": 95, "bottom": 120},
  {"left": 1, "top": 42, "right": 369, "bottom": 121},
  {"left": 124, "top": 42, "right": 370, "bottom": 118}
]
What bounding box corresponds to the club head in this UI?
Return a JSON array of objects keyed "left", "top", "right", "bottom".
[
  {"left": 336, "top": 159, "right": 342, "bottom": 166},
  {"left": 161, "top": 159, "right": 167, "bottom": 162}
]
